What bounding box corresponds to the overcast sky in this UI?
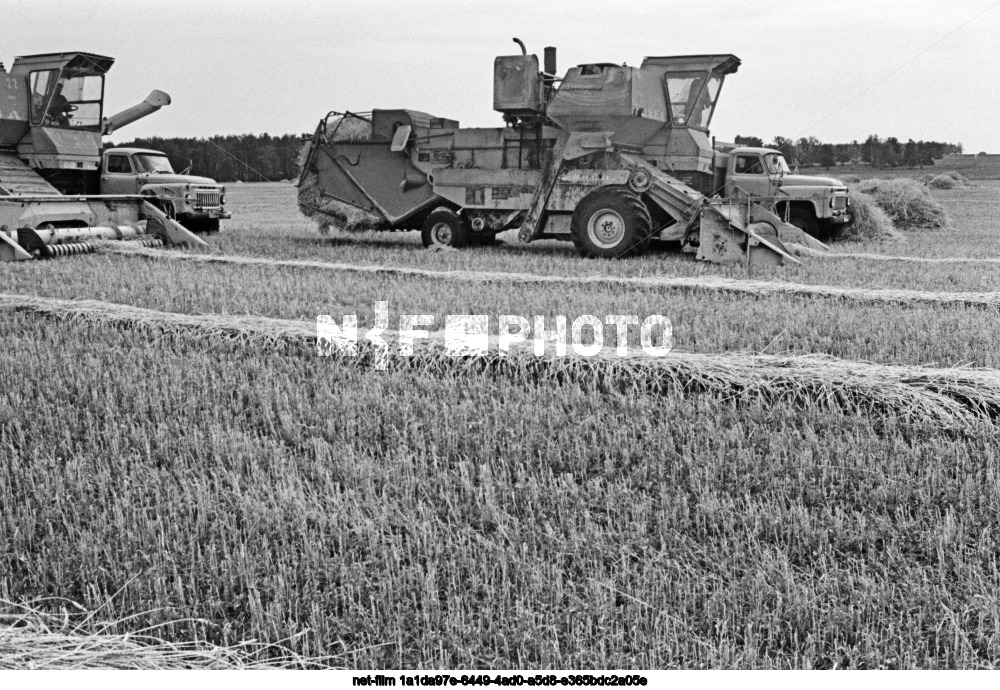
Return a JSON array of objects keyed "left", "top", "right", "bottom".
[{"left": 4, "top": 0, "right": 999, "bottom": 150}]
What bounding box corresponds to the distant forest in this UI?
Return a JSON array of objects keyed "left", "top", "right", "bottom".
[
  {"left": 108, "top": 132, "right": 966, "bottom": 182},
  {"left": 734, "top": 134, "right": 964, "bottom": 170},
  {"left": 109, "top": 134, "right": 308, "bottom": 183}
]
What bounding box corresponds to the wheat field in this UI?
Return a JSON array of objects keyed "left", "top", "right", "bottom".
[{"left": 2, "top": 181, "right": 1000, "bottom": 668}]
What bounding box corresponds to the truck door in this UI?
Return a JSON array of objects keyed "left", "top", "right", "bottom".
[
  {"left": 728, "top": 154, "right": 773, "bottom": 198},
  {"left": 101, "top": 153, "right": 138, "bottom": 195}
]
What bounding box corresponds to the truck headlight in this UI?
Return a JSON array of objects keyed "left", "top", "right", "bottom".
[
  {"left": 184, "top": 193, "right": 193, "bottom": 201},
  {"left": 220, "top": 194, "right": 227, "bottom": 205}
]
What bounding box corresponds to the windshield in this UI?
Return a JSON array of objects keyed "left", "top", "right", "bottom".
[
  {"left": 33, "top": 70, "right": 104, "bottom": 130},
  {"left": 133, "top": 154, "right": 175, "bottom": 174},
  {"left": 29, "top": 70, "right": 58, "bottom": 125},
  {"left": 691, "top": 74, "right": 722, "bottom": 129},
  {"left": 663, "top": 72, "right": 706, "bottom": 126},
  {"left": 764, "top": 153, "right": 790, "bottom": 174}
]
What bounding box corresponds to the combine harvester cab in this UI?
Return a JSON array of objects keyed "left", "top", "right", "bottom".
[
  {"left": 0, "top": 51, "right": 205, "bottom": 261},
  {"left": 298, "top": 41, "right": 835, "bottom": 266}
]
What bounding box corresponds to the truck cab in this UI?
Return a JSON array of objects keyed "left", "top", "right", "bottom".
[
  {"left": 719, "top": 146, "right": 852, "bottom": 237},
  {"left": 100, "top": 147, "right": 230, "bottom": 233}
]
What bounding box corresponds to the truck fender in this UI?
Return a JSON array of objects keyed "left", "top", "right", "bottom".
[{"left": 776, "top": 196, "right": 823, "bottom": 220}]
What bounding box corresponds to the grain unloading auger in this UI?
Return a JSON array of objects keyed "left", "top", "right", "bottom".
[
  {"left": 298, "top": 41, "right": 839, "bottom": 265},
  {"left": 0, "top": 51, "right": 206, "bottom": 261}
]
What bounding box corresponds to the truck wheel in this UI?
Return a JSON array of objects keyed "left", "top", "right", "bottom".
[
  {"left": 468, "top": 232, "right": 498, "bottom": 246},
  {"left": 788, "top": 208, "right": 820, "bottom": 238},
  {"left": 181, "top": 218, "right": 220, "bottom": 234},
  {"left": 571, "top": 186, "right": 652, "bottom": 258},
  {"left": 421, "top": 208, "right": 468, "bottom": 249}
]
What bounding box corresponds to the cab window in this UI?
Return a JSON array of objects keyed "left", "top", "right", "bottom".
[
  {"left": 31, "top": 69, "right": 104, "bottom": 130},
  {"left": 734, "top": 155, "right": 764, "bottom": 175},
  {"left": 106, "top": 154, "right": 133, "bottom": 174},
  {"left": 663, "top": 71, "right": 707, "bottom": 127},
  {"left": 29, "top": 70, "right": 58, "bottom": 125},
  {"left": 55, "top": 73, "right": 104, "bottom": 129}
]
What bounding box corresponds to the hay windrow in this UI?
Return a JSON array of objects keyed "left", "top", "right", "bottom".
[
  {"left": 0, "top": 600, "right": 332, "bottom": 669},
  {"left": 3, "top": 291, "right": 1000, "bottom": 426},
  {"left": 853, "top": 178, "right": 950, "bottom": 230},
  {"left": 798, "top": 248, "right": 1000, "bottom": 264},
  {"left": 101, "top": 244, "right": 1000, "bottom": 309}
]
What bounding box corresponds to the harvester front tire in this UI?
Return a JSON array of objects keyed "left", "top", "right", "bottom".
[
  {"left": 571, "top": 187, "right": 652, "bottom": 259},
  {"left": 421, "top": 208, "right": 468, "bottom": 249}
]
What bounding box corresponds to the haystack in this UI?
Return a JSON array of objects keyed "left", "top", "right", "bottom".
[
  {"left": 836, "top": 190, "right": 901, "bottom": 241},
  {"left": 928, "top": 174, "right": 957, "bottom": 190},
  {"left": 854, "top": 178, "right": 949, "bottom": 230}
]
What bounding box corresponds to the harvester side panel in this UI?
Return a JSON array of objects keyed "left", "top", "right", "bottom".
[
  {"left": 314, "top": 141, "right": 436, "bottom": 225},
  {"left": 0, "top": 73, "right": 29, "bottom": 146},
  {"left": 313, "top": 145, "right": 383, "bottom": 215},
  {"left": 430, "top": 168, "right": 540, "bottom": 210}
]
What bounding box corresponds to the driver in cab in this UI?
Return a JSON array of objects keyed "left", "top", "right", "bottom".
[{"left": 44, "top": 85, "right": 74, "bottom": 127}]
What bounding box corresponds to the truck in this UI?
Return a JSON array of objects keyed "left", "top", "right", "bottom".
[
  {"left": 298, "top": 41, "right": 845, "bottom": 266},
  {"left": 0, "top": 51, "right": 204, "bottom": 261},
  {"left": 715, "top": 144, "right": 851, "bottom": 238},
  {"left": 100, "top": 147, "right": 230, "bottom": 233}
]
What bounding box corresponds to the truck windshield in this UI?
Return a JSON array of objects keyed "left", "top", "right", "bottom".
[
  {"left": 764, "top": 154, "right": 790, "bottom": 174},
  {"left": 133, "top": 154, "right": 175, "bottom": 174}
]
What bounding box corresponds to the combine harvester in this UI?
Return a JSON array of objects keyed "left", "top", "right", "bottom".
[
  {"left": 0, "top": 51, "right": 205, "bottom": 261},
  {"left": 299, "top": 40, "right": 850, "bottom": 266}
]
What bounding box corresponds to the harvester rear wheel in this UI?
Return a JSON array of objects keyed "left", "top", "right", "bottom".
[
  {"left": 421, "top": 208, "right": 469, "bottom": 249},
  {"left": 571, "top": 187, "right": 652, "bottom": 259}
]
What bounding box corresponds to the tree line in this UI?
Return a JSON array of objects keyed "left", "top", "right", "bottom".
[
  {"left": 109, "top": 133, "right": 308, "bottom": 182},
  {"left": 110, "top": 131, "right": 966, "bottom": 181},
  {"left": 734, "top": 135, "right": 964, "bottom": 170}
]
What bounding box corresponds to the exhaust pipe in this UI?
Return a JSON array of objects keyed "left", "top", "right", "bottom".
[
  {"left": 544, "top": 46, "right": 557, "bottom": 76},
  {"left": 102, "top": 90, "right": 172, "bottom": 135},
  {"left": 543, "top": 46, "right": 557, "bottom": 89}
]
